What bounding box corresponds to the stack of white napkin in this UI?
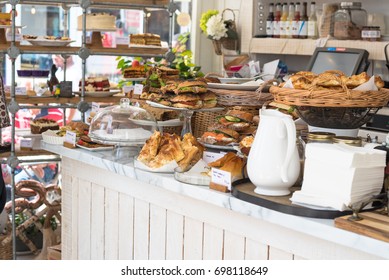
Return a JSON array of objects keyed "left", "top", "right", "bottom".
[{"left": 291, "top": 143, "right": 386, "bottom": 211}]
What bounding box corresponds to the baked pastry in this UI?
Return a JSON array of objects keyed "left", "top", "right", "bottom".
[
  {"left": 0, "top": 13, "right": 11, "bottom": 25},
  {"left": 178, "top": 133, "right": 204, "bottom": 171},
  {"left": 137, "top": 132, "right": 203, "bottom": 171},
  {"left": 30, "top": 118, "right": 60, "bottom": 134},
  {"left": 130, "top": 33, "right": 161, "bottom": 46},
  {"left": 138, "top": 131, "right": 162, "bottom": 164},
  {"left": 79, "top": 77, "right": 110, "bottom": 92},
  {"left": 289, "top": 71, "right": 385, "bottom": 90},
  {"left": 239, "top": 135, "right": 254, "bottom": 156},
  {"left": 123, "top": 66, "right": 148, "bottom": 78},
  {"left": 208, "top": 152, "right": 246, "bottom": 193},
  {"left": 148, "top": 133, "right": 185, "bottom": 169}
]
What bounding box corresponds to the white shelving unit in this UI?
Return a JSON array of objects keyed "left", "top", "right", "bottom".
[
  {"left": 1, "top": 0, "right": 172, "bottom": 260},
  {"left": 240, "top": 0, "right": 389, "bottom": 61}
]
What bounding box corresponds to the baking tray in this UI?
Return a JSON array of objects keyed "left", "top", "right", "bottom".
[{"left": 231, "top": 178, "right": 384, "bottom": 219}]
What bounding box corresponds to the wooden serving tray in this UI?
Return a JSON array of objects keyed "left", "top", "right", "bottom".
[
  {"left": 231, "top": 178, "right": 383, "bottom": 219},
  {"left": 335, "top": 210, "right": 389, "bottom": 242}
]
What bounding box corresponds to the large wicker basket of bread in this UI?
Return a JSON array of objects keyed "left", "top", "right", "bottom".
[
  {"left": 270, "top": 70, "right": 389, "bottom": 108},
  {"left": 269, "top": 71, "right": 389, "bottom": 129}
]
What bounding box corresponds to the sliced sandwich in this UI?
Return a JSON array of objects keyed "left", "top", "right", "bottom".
[
  {"left": 174, "top": 80, "right": 208, "bottom": 95},
  {"left": 217, "top": 110, "right": 254, "bottom": 132},
  {"left": 199, "top": 91, "right": 217, "bottom": 108},
  {"left": 170, "top": 94, "right": 203, "bottom": 109},
  {"left": 200, "top": 127, "right": 240, "bottom": 146}
]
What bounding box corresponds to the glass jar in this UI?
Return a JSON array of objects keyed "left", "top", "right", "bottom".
[
  {"left": 307, "top": 132, "right": 335, "bottom": 144},
  {"left": 333, "top": 2, "right": 367, "bottom": 40}
]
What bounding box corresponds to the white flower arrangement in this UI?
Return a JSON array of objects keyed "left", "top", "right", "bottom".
[
  {"left": 199, "top": 9, "right": 238, "bottom": 41},
  {"left": 206, "top": 14, "right": 228, "bottom": 40}
]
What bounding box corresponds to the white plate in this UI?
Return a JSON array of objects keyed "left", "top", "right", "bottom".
[
  {"left": 134, "top": 158, "right": 177, "bottom": 174},
  {"left": 25, "top": 38, "right": 75, "bottom": 47},
  {"left": 218, "top": 77, "right": 255, "bottom": 84},
  {"left": 174, "top": 160, "right": 211, "bottom": 186},
  {"left": 128, "top": 41, "right": 169, "bottom": 50},
  {"left": 207, "top": 83, "right": 260, "bottom": 91},
  {"left": 146, "top": 101, "right": 225, "bottom": 112},
  {"left": 198, "top": 140, "right": 239, "bottom": 151},
  {"left": 74, "top": 89, "right": 121, "bottom": 97},
  {"left": 76, "top": 143, "right": 113, "bottom": 151},
  {"left": 41, "top": 130, "right": 64, "bottom": 145}
]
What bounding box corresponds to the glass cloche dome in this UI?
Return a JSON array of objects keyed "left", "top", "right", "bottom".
[{"left": 89, "top": 98, "right": 158, "bottom": 146}]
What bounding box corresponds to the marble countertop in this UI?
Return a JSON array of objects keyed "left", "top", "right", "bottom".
[{"left": 41, "top": 142, "right": 389, "bottom": 259}]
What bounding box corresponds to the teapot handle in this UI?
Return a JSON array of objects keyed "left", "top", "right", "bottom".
[{"left": 281, "top": 116, "right": 296, "bottom": 183}]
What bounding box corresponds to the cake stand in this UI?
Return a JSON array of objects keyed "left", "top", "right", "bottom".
[{"left": 146, "top": 101, "right": 225, "bottom": 136}]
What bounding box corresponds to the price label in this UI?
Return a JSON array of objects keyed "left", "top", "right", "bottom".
[
  {"left": 202, "top": 151, "right": 226, "bottom": 164},
  {"left": 20, "top": 138, "right": 33, "bottom": 150},
  {"left": 123, "top": 85, "right": 134, "bottom": 97},
  {"left": 116, "top": 36, "right": 129, "bottom": 45},
  {"left": 133, "top": 84, "right": 143, "bottom": 96},
  {"left": 64, "top": 131, "right": 77, "bottom": 147},
  {"left": 91, "top": 102, "right": 100, "bottom": 114},
  {"left": 211, "top": 168, "right": 232, "bottom": 191},
  {"left": 6, "top": 33, "right": 22, "bottom": 42},
  {"left": 5, "top": 86, "right": 27, "bottom": 95}
]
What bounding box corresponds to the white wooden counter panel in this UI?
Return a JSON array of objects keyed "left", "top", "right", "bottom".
[{"left": 41, "top": 143, "right": 389, "bottom": 260}]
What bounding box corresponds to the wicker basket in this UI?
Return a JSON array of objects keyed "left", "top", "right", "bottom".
[
  {"left": 270, "top": 86, "right": 389, "bottom": 108},
  {"left": 270, "top": 86, "right": 389, "bottom": 129},
  {"left": 192, "top": 105, "right": 260, "bottom": 138},
  {"left": 192, "top": 111, "right": 223, "bottom": 138},
  {"left": 221, "top": 9, "right": 239, "bottom": 51},
  {"left": 212, "top": 87, "right": 273, "bottom": 107},
  {"left": 0, "top": 220, "right": 13, "bottom": 260}
]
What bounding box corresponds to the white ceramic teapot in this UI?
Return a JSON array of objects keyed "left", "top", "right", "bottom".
[{"left": 247, "top": 109, "right": 300, "bottom": 196}]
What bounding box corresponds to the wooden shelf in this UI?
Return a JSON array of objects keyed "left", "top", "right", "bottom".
[
  {"left": 0, "top": 43, "right": 168, "bottom": 57},
  {"left": 246, "top": 38, "right": 389, "bottom": 61},
  {"left": 6, "top": 95, "right": 125, "bottom": 105},
  {"left": 240, "top": 0, "right": 389, "bottom": 62}
]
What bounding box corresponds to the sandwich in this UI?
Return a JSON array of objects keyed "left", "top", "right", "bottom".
[
  {"left": 158, "top": 66, "right": 180, "bottom": 81},
  {"left": 170, "top": 94, "right": 203, "bottom": 109},
  {"left": 161, "top": 81, "right": 179, "bottom": 94},
  {"left": 199, "top": 91, "right": 217, "bottom": 108},
  {"left": 217, "top": 110, "right": 254, "bottom": 132},
  {"left": 174, "top": 80, "right": 208, "bottom": 95},
  {"left": 123, "top": 65, "right": 147, "bottom": 78},
  {"left": 200, "top": 127, "right": 240, "bottom": 146}
]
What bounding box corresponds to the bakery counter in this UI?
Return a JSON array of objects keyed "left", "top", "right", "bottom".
[{"left": 41, "top": 143, "right": 389, "bottom": 260}]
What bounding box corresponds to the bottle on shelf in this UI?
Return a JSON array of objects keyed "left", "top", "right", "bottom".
[
  {"left": 298, "top": 1, "right": 308, "bottom": 39},
  {"left": 273, "top": 2, "right": 282, "bottom": 38},
  {"left": 266, "top": 3, "right": 275, "bottom": 38},
  {"left": 307, "top": 1, "right": 318, "bottom": 39},
  {"left": 292, "top": 2, "right": 301, "bottom": 38},
  {"left": 286, "top": 2, "right": 295, "bottom": 38},
  {"left": 280, "top": 3, "right": 288, "bottom": 38}
]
